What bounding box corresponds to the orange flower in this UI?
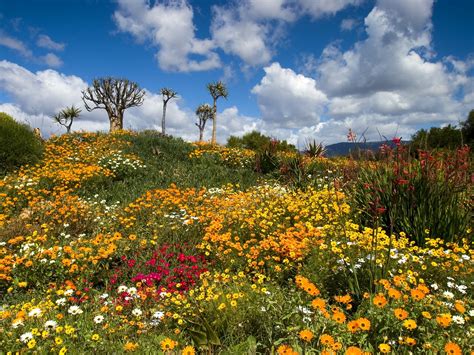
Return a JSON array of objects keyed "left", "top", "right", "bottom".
[
  {"left": 373, "top": 294, "right": 388, "bottom": 308},
  {"left": 332, "top": 311, "right": 346, "bottom": 324},
  {"left": 454, "top": 301, "right": 466, "bottom": 314},
  {"left": 405, "top": 337, "right": 417, "bottom": 346},
  {"left": 444, "top": 342, "right": 462, "bottom": 355},
  {"left": 320, "top": 334, "right": 335, "bottom": 346},
  {"left": 347, "top": 320, "right": 359, "bottom": 333},
  {"left": 394, "top": 308, "right": 408, "bottom": 320},
  {"left": 332, "top": 342, "right": 342, "bottom": 351},
  {"left": 299, "top": 329, "right": 314, "bottom": 342},
  {"left": 311, "top": 298, "right": 326, "bottom": 311},
  {"left": 123, "top": 342, "right": 139, "bottom": 352},
  {"left": 436, "top": 314, "right": 452, "bottom": 328},
  {"left": 358, "top": 318, "right": 371, "bottom": 331},
  {"left": 345, "top": 346, "right": 363, "bottom": 355},
  {"left": 388, "top": 288, "right": 401, "bottom": 300},
  {"left": 277, "top": 344, "right": 299, "bottom": 355},
  {"left": 410, "top": 288, "right": 425, "bottom": 301}
]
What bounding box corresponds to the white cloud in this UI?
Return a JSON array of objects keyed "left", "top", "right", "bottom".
[
  {"left": 36, "top": 34, "right": 65, "bottom": 51},
  {"left": 40, "top": 53, "right": 63, "bottom": 68},
  {"left": 340, "top": 18, "right": 358, "bottom": 31},
  {"left": 251, "top": 62, "right": 328, "bottom": 128},
  {"left": 114, "top": 0, "right": 221, "bottom": 72},
  {"left": 296, "top": 0, "right": 363, "bottom": 18},
  {"left": 0, "top": 31, "right": 32, "bottom": 57}
]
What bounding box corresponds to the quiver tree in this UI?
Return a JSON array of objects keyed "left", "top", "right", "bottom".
[
  {"left": 195, "top": 104, "right": 212, "bottom": 142},
  {"left": 82, "top": 77, "right": 145, "bottom": 132},
  {"left": 207, "top": 81, "right": 228, "bottom": 145},
  {"left": 160, "top": 88, "right": 178, "bottom": 135},
  {"left": 53, "top": 105, "right": 81, "bottom": 134}
]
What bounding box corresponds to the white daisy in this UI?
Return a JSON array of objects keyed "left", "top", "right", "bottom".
[
  {"left": 452, "top": 315, "right": 465, "bottom": 325},
  {"left": 20, "top": 332, "right": 33, "bottom": 343},
  {"left": 132, "top": 308, "right": 142, "bottom": 317},
  {"left": 152, "top": 311, "right": 164, "bottom": 320},
  {"left": 117, "top": 285, "right": 128, "bottom": 293},
  {"left": 68, "top": 305, "right": 83, "bottom": 315},
  {"left": 28, "top": 308, "right": 42, "bottom": 318},
  {"left": 44, "top": 320, "right": 58, "bottom": 330},
  {"left": 93, "top": 315, "right": 104, "bottom": 324},
  {"left": 64, "top": 289, "right": 74, "bottom": 296},
  {"left": 56, "top": 298, "right": 67, "bottom": 306}
]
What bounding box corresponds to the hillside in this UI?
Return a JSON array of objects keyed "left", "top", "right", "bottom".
[{"left": 0, "top": 131, "right": 472, "bottom": 354}]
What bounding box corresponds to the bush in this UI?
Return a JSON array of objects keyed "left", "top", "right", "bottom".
[
  {"left": 349, "top": 141, "right": 472, "bottom": 245},
  {"left": 0, "top": 112, "right": 43, "bottom": 174}
]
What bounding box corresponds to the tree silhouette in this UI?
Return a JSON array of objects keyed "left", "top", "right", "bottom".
[
  {"left": 53, "top": 105, "right": 81, "bottom": 134},
  {"left": 195, "top": 104, "right": 212, "bottom": 142},
  {"left": 82, "top": 78, "right": 145, "bottom": 132},
  {"left": 160, "top": 88, "right": 178, "bottom": 135},
  {"left": 206, "top": 81, "right": 228, "bottom": 145}
]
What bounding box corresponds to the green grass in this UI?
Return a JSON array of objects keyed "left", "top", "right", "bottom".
[{"left": 76, "top": 131, "right": 260, "bottom": 204}]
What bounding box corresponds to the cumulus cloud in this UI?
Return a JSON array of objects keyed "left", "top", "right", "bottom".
[
  {"left": 36, "top": 34, "right": 65, "bottom": 51},
  {"left": 297, "top": 0, "right": 363, "bottom": 18},
  {"left": 113, "top": 0, "right": 221, "bottom": 72},
  {"left": 340, "top": 18, "right": 358, "bottom": 31},
  {"left": 251, "top": 62, "right": 328, "bottom": 128}
]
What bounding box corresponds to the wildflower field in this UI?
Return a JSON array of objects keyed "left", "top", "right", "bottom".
[{"left": 0, "top": 131, "right": 473, "bottom": 354}]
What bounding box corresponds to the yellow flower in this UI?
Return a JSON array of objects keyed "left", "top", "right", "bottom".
[
  {"left": 55, "top": 337, "right": 63, "bottom": 345},
  {"left": 91, "top": 333, "right": 100, "bottom": 341},
  {"left": 27, "top": 339, "right": 36, "bottom": 349},
  {"left": 182, "top": 345, "right": 196, "bottom": 355},
  {"left": 403, "top": 319, "right": 417, "bottom": 330},
  {"left": 378, "top": 344, "right": 391, "bottom": 353},
  {"left": 160, "top": 337, "right": 177, "bottom": 351},
  {"left": 123, "top": 342, "right": 139, "bottom": 352},
  {"left": 59, "top": 346, "right": 67, "bottom": 355}
]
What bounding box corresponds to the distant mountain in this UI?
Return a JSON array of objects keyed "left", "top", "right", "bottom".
[{"left": 324, "top": 141, "right": 408, "bottom": 157}]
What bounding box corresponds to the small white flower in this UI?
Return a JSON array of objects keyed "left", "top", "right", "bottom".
[
  {"left": 20, "top": 332, "right": 33, "bottom": 343},
  {"left": 28, "top": 308, "right": 42, "bottom": 318},
  {"left": 64, "top": 289, "right": 74, "bottom": 296},
  {"left": 12, "top": 319, "right": 24, "bottom": 328},
  {"left": 117, "top": 285, "right": 128, "bottom": 293},
  {"left": 443, "top": 291, "right": 454, "bottom": 299},
  {"left": 44, "top": 320, "right": 58, "bottom": 330},
  {"left": 56, "top": 298, "right": 67, "bottom": 306},
  {"left": 68, "top": 305, "right": 83, "bottom": 315},
  {"left": 132, "top": 308, "right": 142, "bottom": 317},
  {"left": 452, "top": 315, "right": 465, "bottom": 325},
  {"left": 430, "top": 283, "right": 439, "bottom": 291},
  {"left": 94, "top": 315, "right": 104, "bottom": 324},
  {"left": 127, "top": 287, "right": 137, "bottom": 295},
  {"left": 99, "top": 293, "right": 109, "bottom": 299},
  {"left": 152, "top": 311, "right": 164, "bottom": 320},
  {"left": 468, "top": 310, "right": 474, "bottom": 317}
]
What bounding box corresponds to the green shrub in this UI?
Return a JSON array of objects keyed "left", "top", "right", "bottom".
[
  {"left": 0, "top": 112, "right": 44, "bottom": 174},
  {"left": 349, "top": 142, "right": 473, "bottom": 245}
]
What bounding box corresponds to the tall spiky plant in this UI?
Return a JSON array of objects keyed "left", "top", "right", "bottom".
[
  {"left": 160, "top": 88, "right": 178, "bottom": 135},
  {"left": 53, "top": 105, "right": 81, "bottom": 134}
]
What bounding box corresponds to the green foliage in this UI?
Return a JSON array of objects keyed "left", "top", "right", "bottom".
[
  {"left": 410, "top": 124, "right": 463, "bottom": 150},
  {"left": 303, "top": 139, "right": 326, "bottom": 157},
  {"left": 78, "top": 131, "right": 259, "bottom": 204},
  {"left": 227, "top": 130, "right": 296, "bottom": 153},
  {"left": 349, "top": 145, "right": 472, "bottom": 245},
  {"left": 461, "top": 109, "right": 474, "bottom": 147},
  {"left": 0, "top": 112, "right": 43, "bottom": 174}
]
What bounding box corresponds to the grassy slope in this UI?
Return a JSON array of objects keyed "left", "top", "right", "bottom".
[{"left": 78, "top": 131, "right": 260, "bottom": 204}]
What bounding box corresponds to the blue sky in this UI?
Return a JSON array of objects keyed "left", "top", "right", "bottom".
[{"left": 0, "top": 0, "right": 473, "bottom": 145}]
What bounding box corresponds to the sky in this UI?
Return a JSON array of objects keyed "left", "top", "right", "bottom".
[{"left": 0, "top": 0, "right": 473, "bottom": 147}]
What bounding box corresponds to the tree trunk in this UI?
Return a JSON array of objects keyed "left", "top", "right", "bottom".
[
  {"left": 162, "top": 100, "right": 167, "bottom": 135},
  {"left": 211, "top": 100, "right": 217, "bottom": 145},
  {"left": 110, "top": 115, "right": 122, "bottom": 132},
  {"left": 199, "top": 128, "right": 203, "bottom": 142}
]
